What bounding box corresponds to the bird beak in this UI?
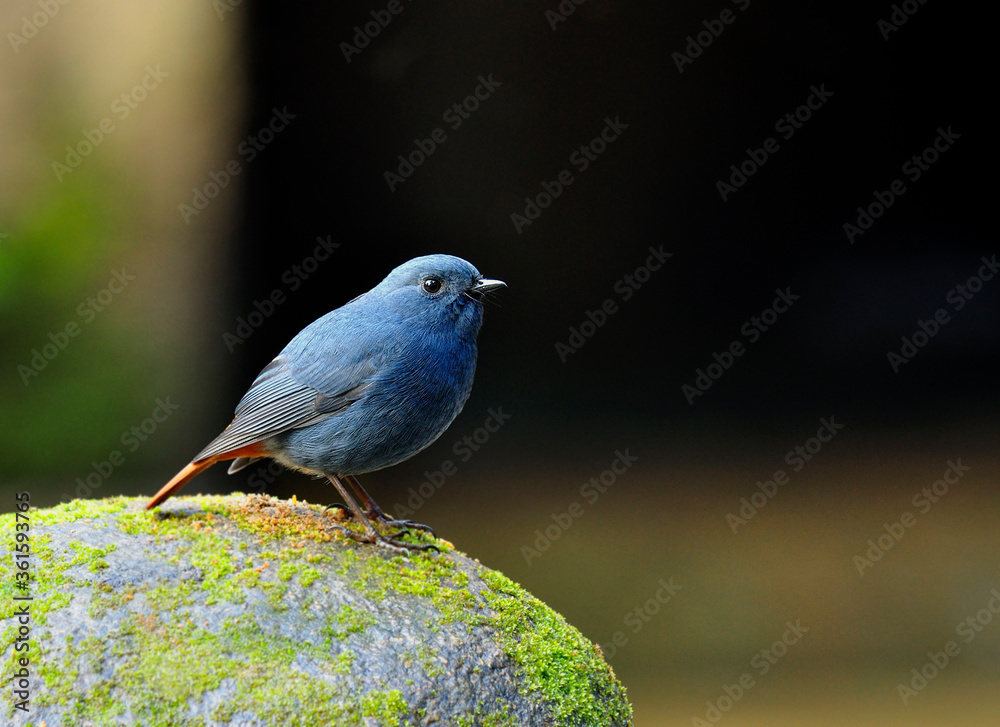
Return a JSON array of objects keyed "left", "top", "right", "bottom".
[{"left": 471, "top": 278, "right": 506, "bottom": 295}]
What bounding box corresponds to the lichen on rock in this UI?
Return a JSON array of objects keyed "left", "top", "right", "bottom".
[{"left": 1, "top": 494, "right": 632, "bottom": 726}]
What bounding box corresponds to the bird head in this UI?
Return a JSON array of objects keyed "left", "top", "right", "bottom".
[{"left": 375, "top": 254, "right": 505, "bottom": 339}]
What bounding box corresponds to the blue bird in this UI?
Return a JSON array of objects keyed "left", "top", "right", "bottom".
[{"left": 146, "top": 254, "right": 505, "bottom": 552}]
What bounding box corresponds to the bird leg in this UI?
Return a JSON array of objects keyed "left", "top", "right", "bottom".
[
  {"left": 345, "top": 474, "right": 437, "bottom": 538},
  {"left": 325, "top": 475, "right": 437, "bottom": 553}
]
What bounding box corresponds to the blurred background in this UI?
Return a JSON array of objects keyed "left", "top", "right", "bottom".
[{"left": 1, "top": 1, "right": 997, "bottom": 724}]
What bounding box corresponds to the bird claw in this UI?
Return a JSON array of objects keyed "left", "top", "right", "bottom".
[
  {"left": 373, "top": 517, "right": 437, "bottom": 538},
  {"left": 384, "top": 537, "right": 439, "bottom": 554},
  {"left": 329, "top": 524, "right": 439, "bottom": 555}
]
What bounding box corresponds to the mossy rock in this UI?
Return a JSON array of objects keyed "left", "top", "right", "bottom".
[{"left": 1, "top": 494, "right": 632, "bottom": 726}]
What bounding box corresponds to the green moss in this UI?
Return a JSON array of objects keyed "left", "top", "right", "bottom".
[
  {"left": 336, "top": 548, "right": 360, "bottom": 575},
  {"left": 416, "top": 644, "right": 445, "bottom": 679},
  {"left": 299, "top": 565, "right": 322, "bottom": 586},
  {"left": 37, "top": 635, "right": 126, "bottom": 723},
  {"left": 26, "top": 602, "right": 407, "bottom": 726},
  {"left": 1, "top": 531, "right": 94, "bottom": 687},
  {"left": 117, "top": 616, "right": 233, "bottom": 722},
  {"left": 0, "top": 498, "right": 416, "bottom": 726},
  {"left": 333, "top": 650, "right": 356, "bottom": 675},
  {"left": 89, "top": 584, "right": 136, "bottom": 620},
  {"left": 276, "top": 560, "right": 322, "bottom": 587},
  {"left": 122, "top": 506, "right": 272, "bottom": 608},
  {"left": 29, "top": 496, "right": 132, "bottom": 526},
  {"left": 145, "top": 579, "right": 195, "bottom": 612},
  {"left": 481, "top": 705, "right": 517, "bottom": 727},
  {"left": 0, "top": 519, "right": 133, "bottom": 724},
  {"left": 2, "top": 500, "right": 125, "bottom": 675},
  {"left": 479, "top": 570, "right": 631, "bottom": 727},
  {"left": 68, "top": 541, "right": 117, "bottom": 572},
  {"left": 349, "top": 549, "right": 476, "bottom": 624},
  {"left": 330, "top": 604, "right": 376, "bottom": 637},
  {"left": 359, "top": 688, "right": 407, "bottom": 725},
  {"left": 197, "top": 493, "right": 336, "bottom": 545},
  {"left": 277, "top": 562, "right": 299, "bottom": 581},
  {"left": 329, "top": 526, "right": 630, "bottom": 724},
  {"left": 1, "top": 496, "right": 632, "bottom": 726},
  {"left": 454, "top": 701, "right": 516, "bottom": 727}
]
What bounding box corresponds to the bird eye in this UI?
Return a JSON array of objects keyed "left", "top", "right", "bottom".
[{"left": 422, "top": 278, "right": 442, "bottom": 294}]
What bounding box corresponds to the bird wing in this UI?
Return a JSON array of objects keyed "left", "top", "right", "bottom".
[{"left": 193, "top": 346, "right": 377, "bottom": 462}]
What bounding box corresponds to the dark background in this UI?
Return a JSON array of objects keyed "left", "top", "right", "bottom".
[
  {"left": 235, "top": 1, "right": 994, "bottom": 443},
  {"left": 2, "top": 1, "right": 997, "bottom": 724}
]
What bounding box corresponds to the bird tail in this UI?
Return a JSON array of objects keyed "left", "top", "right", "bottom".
[{"left": 145, "top": 458, "right": 218, "bottom": 510}]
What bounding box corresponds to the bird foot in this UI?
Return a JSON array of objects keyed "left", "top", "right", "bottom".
[
  {"left": 329, "top": 524, "right": 439, "bottom": 555},
  {"left": 372, "top": 517, "right": 437, "bottom": 538},
  {"left": 324, "top": 504, "right": 435, "bottom": 537}
]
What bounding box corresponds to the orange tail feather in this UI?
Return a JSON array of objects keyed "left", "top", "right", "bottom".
[
  {"left": 145, "top": 458, "right": 218, "bottom": 510},
  {"left": 146, "top": 442, "right": 271, "bottom": 510}
]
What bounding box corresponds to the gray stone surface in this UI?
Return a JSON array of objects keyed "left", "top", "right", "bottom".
[{"left": 1, "top": 494, "right": 632, "bottom": 726}]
